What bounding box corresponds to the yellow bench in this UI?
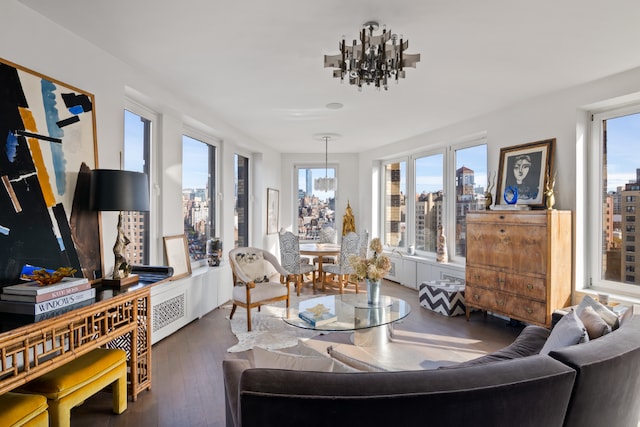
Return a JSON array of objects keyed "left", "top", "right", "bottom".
[
  {"left": 0, "top": 392, "right": 48, "bottom": 427},
  {"left": 20, "top": 348, "right": 127, "bottom": 427}
]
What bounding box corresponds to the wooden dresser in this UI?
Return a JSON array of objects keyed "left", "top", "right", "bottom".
[{"left": 465, "top": 210, "right": 572, "bottom": 327}]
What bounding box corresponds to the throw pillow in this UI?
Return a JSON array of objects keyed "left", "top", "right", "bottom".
[
  {"left": 252, "top": 346, "right": 335, "bottom": 372},
  {"left": 235, "top": 252, "right": 268, "bottom": 283},
  {"left": 578, "top": 305, "right": 612, "bottom": 340},
  {"left": 576, "top": 295, "right": 619, "bottom": 330},
  {"left": 540, "top": 310, "right": 589, "bottom": 355}
]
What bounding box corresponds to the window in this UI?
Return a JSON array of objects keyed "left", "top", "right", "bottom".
[
  {"left": 123, "top": 109, "right": 151, "bottom": 265},
  {"left": 182, "top": 135, "right": 216, "bottom": 261},
  {"left": 235, "top": 154, "right": 249, "bottom": 247},
  {"left": 381, "top": 135, "right": 487, "bottom": 261},
  {"left": 591, "top": 108, "right": 640, "bottom": 291},
  {"left": 383, "top": 161, "right": 406, "bottom": 248},
  {"left": 295, "top": 166, "right": 336, "bottom": 241},
  {"left": 454, "top": 144, "right": 487, "bottom": 256},
  {"left": 414, "top": 153, "right": 444, "bottom": 253}
]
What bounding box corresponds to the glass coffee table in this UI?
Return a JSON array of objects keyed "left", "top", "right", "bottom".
[{"left": 283, "top": 294, "right": 411, "bottom": 346}]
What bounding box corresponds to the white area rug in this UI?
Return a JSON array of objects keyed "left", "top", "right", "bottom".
[{"left": 224, "top": 296, "right": 324, "bottom": 352}]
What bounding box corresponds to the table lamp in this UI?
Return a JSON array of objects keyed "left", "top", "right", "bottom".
[{"left": 90, "top": 169, "right": 150, "bottom": 287}]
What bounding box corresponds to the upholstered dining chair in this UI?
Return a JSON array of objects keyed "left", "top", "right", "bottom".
[
  {"left": 358, "top": 229, "right": 369, "bottom": 257},
  {"left": 322, "top": 231, "right": 360, "bottom": 293},
  {"left": 229, "top": 247, "right": 291, "bottom": 331},
  {"left": 278, "top": 231, "right": 317, "bottom": 296},
  {"left": 313, "top": 226, "right": 338, "bottom": 266}
]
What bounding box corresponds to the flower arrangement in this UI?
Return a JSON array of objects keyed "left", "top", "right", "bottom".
[{"left": 349, "top": 238, "right": 391, "bottom": 281}]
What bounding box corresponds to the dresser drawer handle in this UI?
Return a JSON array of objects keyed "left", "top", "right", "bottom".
[
  {"left": 499, "top": 215, "right": 505, "bottom": 220},
  {"left": 473, "top": 294, "right": 480, "bottom": 301},
  {"left": 525, "top": 307, "right": 533, "bottom": 314},
  {"left": 498, "top": 278, "right": 505, "bottom": 284},
  {"left": 473, "top": 274, "right": 480, "bottom": 280},
  {"left": 497, "top": 300, "right": 505, "bottom": 306},
  {"left": 500, "top": 229, "right": 505, "bottom": 234},
  {"left": 527, "top": 284, "right": 534, "bottom": 289}
]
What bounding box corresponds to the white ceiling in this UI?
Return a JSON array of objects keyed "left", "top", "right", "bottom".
[{"left": 19, "top": 0, "right": 640, "bottom": 154}]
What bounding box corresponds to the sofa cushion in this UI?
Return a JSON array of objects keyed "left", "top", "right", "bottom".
[
  {"left": 540, "top": 310, "right": 588, "bottom": 355},
  {"left": 578, "top": 305, "right": 611, "bottom": 340},
  {"left": 235, "top": 251, "right": 268, "bottom": 283},
  {"left": 576, "top": 295, "right": 619, "bottom": 330},
  {"left": 253, "top": 346, "right": 335, "bottom": 372},
  {"left": 440, "top": 325, "right": 550, "bottom": 369}
]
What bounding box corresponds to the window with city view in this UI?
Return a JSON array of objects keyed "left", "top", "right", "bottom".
[
  {"left": 382, "top": 139, "right": 487, "bottom": 260},
  {"left": 182, "top": 135, "right": 216, "bottom": 261},
  {"left": 235, "top": 154, "right": 249, "bottom": 247},
  {"left": 595, "top": 109, "right": 640, "bottom": 287},
  {"left": 296, "top": 166, "right": 336, "bottom": 241},
  {"left": 415, "top": 153, "right": 444, "bottom": 253},
  {"left": 383, "top": 161, "right": 406, "bottom": 248},
  {"left": 454, "top": 144, "right": 487, "bottom": 256},
  {"left": 123, "top": 109, "right": 151, "bottom": 265}
]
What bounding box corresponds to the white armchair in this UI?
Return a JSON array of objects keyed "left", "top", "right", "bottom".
[{"left": 229, "top": 247, "right": 291, "bottom": 331}]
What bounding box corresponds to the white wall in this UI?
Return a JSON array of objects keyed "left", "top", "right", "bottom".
[{"left": 2, "top": 1, "right": 282, "bottom": 271}]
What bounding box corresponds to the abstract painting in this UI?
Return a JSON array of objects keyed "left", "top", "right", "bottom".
[{"left": 0, "top": 58, "right": 101, "bottom": 286}]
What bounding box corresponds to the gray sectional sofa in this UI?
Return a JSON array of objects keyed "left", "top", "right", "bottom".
[{"left": 223, "top": 304, "right": 640, "bottom": 427}]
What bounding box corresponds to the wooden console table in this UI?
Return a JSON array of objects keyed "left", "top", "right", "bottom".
[{"left": 0, "top": 282, "right": 152, "bottom": 401}]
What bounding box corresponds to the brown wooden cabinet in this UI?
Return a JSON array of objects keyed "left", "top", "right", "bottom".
[{"left": 465, "top": 210, "right": 572, "bottom": 327}]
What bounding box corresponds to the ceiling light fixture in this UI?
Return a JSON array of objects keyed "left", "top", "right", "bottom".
[
  {"left": 313, "top": 134, "right": 340, "bottom": 192},
  {"left": 324, "top": 21, "right": 420, "bottom": 91}
]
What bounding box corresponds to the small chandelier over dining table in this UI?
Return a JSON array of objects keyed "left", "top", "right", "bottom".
[
  {"left": 324, "top": 21, "right": 421, "bottom": 91},
  {"left": 313, "top": 134, "right": 339, "bottom": 192}
]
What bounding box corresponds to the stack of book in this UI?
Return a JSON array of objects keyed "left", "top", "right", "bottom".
[
  {"left": 298, "top": 303, "right": 337, "bottom": 327},
  {"left": 0, "top": 277, "right": 95, "bottom": 318}
]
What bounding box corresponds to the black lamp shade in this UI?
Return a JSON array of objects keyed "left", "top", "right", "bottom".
[{"left": 90, "top": 169, "right": 150, "bottom": 212}]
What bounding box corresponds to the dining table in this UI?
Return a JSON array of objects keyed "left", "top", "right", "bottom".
[{"left": 299, "top": 243, "right": 341, "bottom": 288}]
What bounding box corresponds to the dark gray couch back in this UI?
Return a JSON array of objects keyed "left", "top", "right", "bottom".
[
  {"left": 549, "top": 306, "right": 640, "bottom": 427},
  {"left": 235, "top": 355, "right": 575, "bottom": 427}
]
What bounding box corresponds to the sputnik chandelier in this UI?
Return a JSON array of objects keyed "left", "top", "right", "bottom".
[{"left": 324, "top": 21, "right": 420, "bottom": 90}]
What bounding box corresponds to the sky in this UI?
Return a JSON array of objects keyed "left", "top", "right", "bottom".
[{"left": 605, "top": 112, "right": 640, "bottom": 192}]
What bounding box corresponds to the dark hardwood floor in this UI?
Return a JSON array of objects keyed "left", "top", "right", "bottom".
[{"left": 70, "top": 279, "right": 523, "bottom": 426}]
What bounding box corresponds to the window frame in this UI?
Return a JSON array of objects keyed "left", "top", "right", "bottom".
[
  {"left": 588, "top": 103, "right": 640, "bottom": 296},
  {"left": 181, "top": 128, "right": 220, "bottom": 267},
  {"left": 293, "top": 163, "right": 338, "bottom": 242},
  {"left": 123, "top": 99, "right": 159, "bottom": 264}
]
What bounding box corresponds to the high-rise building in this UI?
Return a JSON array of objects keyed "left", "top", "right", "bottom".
[{"left": 621, "top": 180, "right": 640, "bottom": 284}]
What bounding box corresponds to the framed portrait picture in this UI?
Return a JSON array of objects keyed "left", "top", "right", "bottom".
[
  {"left": 163, "top": 234, "right": 191, "bottom": 280},
  {"left": 496, "top": 138, "right": 555, "bottom": 208},
  {"left": 267, "top": 188, "right": 279, "bottom": 234}
]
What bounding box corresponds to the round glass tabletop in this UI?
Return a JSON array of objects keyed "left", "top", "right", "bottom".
[{"left": 283, "top": 293, "right": 411, "bottom": 332}]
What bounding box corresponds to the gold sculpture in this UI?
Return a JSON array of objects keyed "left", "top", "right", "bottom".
[
  {"left": 545, "top": 170, "right": 557, "bottom": 210},
  {"left": 342, "top": 201, "right": 356, "bottom": 236}
]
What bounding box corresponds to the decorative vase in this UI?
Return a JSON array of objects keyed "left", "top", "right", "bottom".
[{"left": 366, "top": 279, "right": 381, "bottom": 305}]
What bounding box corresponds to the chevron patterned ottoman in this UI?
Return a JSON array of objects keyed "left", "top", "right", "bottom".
[{"left": 419, "top": 280, "right": 467, "bottom": 316}]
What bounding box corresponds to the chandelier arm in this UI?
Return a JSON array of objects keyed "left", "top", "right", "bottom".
[{"left": 399, "top": 37, "right": 404, "bottom": 72}]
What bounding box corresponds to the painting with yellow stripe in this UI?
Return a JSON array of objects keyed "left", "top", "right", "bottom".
[{"left": 0, "top": 58, "right": 102, "bottom": 287}]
